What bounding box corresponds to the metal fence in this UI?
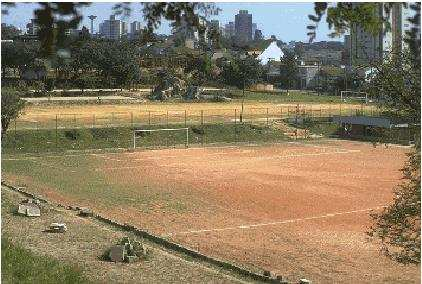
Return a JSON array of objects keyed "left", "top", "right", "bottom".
[
  {"left": 6, "top": 103, "right": 412, "bottom": 155},
  {"left": 13, "top": 104, "right": 378, "bottom": 131}
]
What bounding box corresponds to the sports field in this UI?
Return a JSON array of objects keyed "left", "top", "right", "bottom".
[{"left": 2, "top": 140, "right": 419, "bottom": 283}]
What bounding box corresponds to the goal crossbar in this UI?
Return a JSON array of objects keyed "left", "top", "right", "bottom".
[
  {"left": 133, "top": 127, "right": 189, "bottom": 149},
  {"left": 340, "top": 91, "right": 369, "bottom": 103}
]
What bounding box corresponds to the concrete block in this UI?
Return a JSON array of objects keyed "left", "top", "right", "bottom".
[
  {"left": 26, "top": 206, "right": 41, "bottom": 217},
  {"left": 18, "top": 204, "right": 40, "bottom": 217},
  {"left": 125, "top": 255, "right": 139, "bottom": 263},
  {"left": 49, "top": 223, "right": 67, "bottom": 233},
  {"left": 109, "top": 245, "right": 126, "bottom": 262},
  {"left": 78, "top": 207, "right": 93, "bottom": 217}
]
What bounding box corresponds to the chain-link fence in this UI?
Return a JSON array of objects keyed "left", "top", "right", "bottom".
[{"left": 4, "top": 103, "right": 413, "bottom": 155}]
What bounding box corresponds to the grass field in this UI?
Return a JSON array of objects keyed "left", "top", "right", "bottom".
[
  {"left": 2, "top": 123, "right": 292, "bottom": 154},
  {"left": 1, "top": 236, "right": 89, "bottom": 284},
  {"left": 2, "top": 140, "right": 419, "bottom": 283}
]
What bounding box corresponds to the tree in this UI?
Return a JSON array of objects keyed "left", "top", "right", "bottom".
[
  {"left": 1, "top": 41, "right": 40, "bottom": 78},
  {"left": 1, "top": 88, "right": 25, "bottom": 138},
  {"left": 308, "top": 2, "right": 421, "bottom": 264},
  {"left": 1, "top": 24, "right": 20, "bottom": 40},
  {"left": 220, "top": 55, "right": 264, "bottom": 121},
  {"left": 1, "top": 2, "right": 220, "bottom": 56},
  {"left": 279, "top": 51, "right": 299, "bottom": 93}
]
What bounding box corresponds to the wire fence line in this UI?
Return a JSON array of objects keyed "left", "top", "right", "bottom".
[{"left": 14, "top": 104, "right": 378, "bottom": 131}]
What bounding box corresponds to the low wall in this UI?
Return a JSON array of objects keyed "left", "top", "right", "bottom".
[{"left": 2, "top": 181, "right": 288, "bottom": 284}]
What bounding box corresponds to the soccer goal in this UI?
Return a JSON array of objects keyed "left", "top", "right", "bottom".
[
  {"left": 340, "top": 91, "right": 371, "bottom": 104},
  {"left": 133, "top": 128, "right": 189, "bottom": 149}
]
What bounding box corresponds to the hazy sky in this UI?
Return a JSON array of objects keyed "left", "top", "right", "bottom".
[{"left": 1, "top": 2, "right": 344, "bottom": 42}]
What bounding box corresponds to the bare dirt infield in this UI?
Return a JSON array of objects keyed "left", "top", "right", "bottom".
[{"left": 3, "top": 140, "right": 420, "bottom": 283}]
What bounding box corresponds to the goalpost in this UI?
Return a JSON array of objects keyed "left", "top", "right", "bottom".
[
  {"left": 340, "top": 91, "right": 371, "bottom": 104},
  {"left": 133, "top": 128, "right": 189, "bottom": 149}
]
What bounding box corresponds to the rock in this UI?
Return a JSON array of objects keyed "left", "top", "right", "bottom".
[
  {"left": 125, "top": 255, "right": 139, "bottom": 263},
  {"left": 49, "top": 223, "right": 67, "bottom": 233},
  {"left": 109, "top": 245, "right": 126, "bottom": 262},
  {"left": 18, "top": 203, "right": 40, "bottom": 217},
  {"left": 78, "top": 207, "right": 93, "bottom": 217},
  {"left": 299, "top": 279, "right": 311, "bottom": 284}
]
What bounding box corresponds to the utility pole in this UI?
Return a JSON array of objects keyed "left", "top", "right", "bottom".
[{"left": 88, "top": 15, "right": 97, "bottom": 35}]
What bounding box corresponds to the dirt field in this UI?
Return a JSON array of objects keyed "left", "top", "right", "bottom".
[
  {"left": 2, "top": 140, "right": 420, "bottom": 283},
  {"left": 17, "top": 102, "right": 373, "bottom": 130},
  {"left": 2, "top": 187, "right": 251, "bottom": 283}
]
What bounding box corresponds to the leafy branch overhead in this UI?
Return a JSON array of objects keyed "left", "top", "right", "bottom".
[
  {"left": 307, "top": 2, "right": 404, "bottom": 41},
  {"left": 0, "top": 2, "right": 220, "bottom": 56}
]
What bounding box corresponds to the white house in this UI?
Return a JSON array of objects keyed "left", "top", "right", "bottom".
[{"left": 258, "top": 41, "right": 284, "bottom": 65}]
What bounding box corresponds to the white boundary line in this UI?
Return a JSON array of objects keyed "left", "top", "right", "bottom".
[{"left": 165, "top": 206, "right": 386, "bottom": 237}]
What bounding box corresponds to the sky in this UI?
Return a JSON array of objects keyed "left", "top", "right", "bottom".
[{"left": 1, "top": 2, "right": 344, "bottom": 43}]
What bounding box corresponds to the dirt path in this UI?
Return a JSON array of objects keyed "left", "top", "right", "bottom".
[{"left": 1, "top": 187, "right": 253, "bottom": 284}]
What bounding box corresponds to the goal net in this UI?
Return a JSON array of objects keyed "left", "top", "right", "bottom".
[
  {"left": 340, "top": 91, "right": 371, "bottom": 103},
  {"left": 133, "top": 128, "right": 189, "bottom": 149}
]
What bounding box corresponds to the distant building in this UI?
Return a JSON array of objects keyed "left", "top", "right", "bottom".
[
  {"left": 302, "top": 49, "right": 343, "bottom": 66},
  {"left": 258, "top": 41, "right": 284, "bottom": 65},
  {"left": 252, "top": 23, "right": 257, "bottom": 38},
  {"left": 224, "top": 22, "right": 235, "bottom": 38},
  {"left": 349, "top": 3, "right": 413, "bottom": 66},
  {"left": 130, "top": 21, "right": 142, "bottom": 39},
  {"left": 235, "top": 10, "right": 252, "bottom": 43},
  {"left": 254, "top": 29, "right": 263, "bottom": 41},
  {"left": 298, "top": 64, "right": 320, "bottom": 89},
  {"left": 26, "top": 19, "right": 38, "bottom": 35},
  {"left": 99, "top": 15, "right": 126, "bottom": 40}
]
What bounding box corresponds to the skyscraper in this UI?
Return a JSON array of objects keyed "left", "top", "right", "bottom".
[
  {"left": 235, "top": 10, "right": 252, "bottom": 43},
  {"left": 26, "top": 19, "right": 38, "bottom": 35},
  {"left": 252, "top": 23, "right": 257, "bottom": 39},
  {"left": 130, "top": 21, "right": 142, "bottom": 39},
  {"left": 349, "top": 3, "right": 413, "bottom": 66},
  {"left": 99, "top": 15, "right": 126, "bottom": 40},
  {"left": 224, "top": 22, "right": 235, "bottom": 38}
]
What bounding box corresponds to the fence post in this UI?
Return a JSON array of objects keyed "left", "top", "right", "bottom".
[
  {"left": 14, "top": 119, "right": 17, "bottom": 150},
  {"left": 92, "top": 114, "right": 96, "bottom": 128},
  {"left": 73, "top": 114, "right": 77, "bottom": 128},
  {"left": 148, "top": 111, "right": 151, "bottom": 125},
  {"left": 131, "top": 112, "right": 134, "bottom": 128},
  {"left": 166, "top": 110, "right": 169, "bottom": 127},
  {"left": 53, "top": 114, "right": 58, "bottom": 151},
  {"left": 184, "top": 110, "right": 187, "bottom": 127},
  {"left": 234, "top": 109, "right": 237, "bottom": 142},
  {"left": 201, "top": 110, "right": 204, "bottom": 146},
  {"left": 280, "top": 106, "right": 283, "bottom": 121}
]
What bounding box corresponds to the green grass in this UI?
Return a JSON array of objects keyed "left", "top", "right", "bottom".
[
  {"left": 2, "top": 123, "right": 290, "bottom": 155},
  {"left": 230, "top": 90, "right": 353, "bottom": 104},
  {"left": 1, "top": 236, "right": 90, "bottom": 284}
]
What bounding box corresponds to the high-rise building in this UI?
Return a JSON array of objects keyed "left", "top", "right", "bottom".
[
  {"left": 99, "top": 15, "right": 126, "bottom": 40},
  {"left": 224, "top": 22, "right": 235, "bottom": 38},
  {"left": 26, "top": 19, "right": 38, "bottom": 35},
  {"left": 130, "top": 21, "right": 142, "bottom": 39},
  {"left": 235, "top": 10, "right": 252, "bottom": 43},
  {"left": 252, "top": 23, "right": 257, "bottom": 39},
  {"left": 254, "top": 29, "right": 263, "bottom": 41},
  {"left": 349, "top": 3, "right": 414, "bottom": 66}
]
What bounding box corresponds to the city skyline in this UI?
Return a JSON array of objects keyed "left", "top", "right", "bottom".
[{"left": 1, "top": 2, "right": 343, "bottom": 42}]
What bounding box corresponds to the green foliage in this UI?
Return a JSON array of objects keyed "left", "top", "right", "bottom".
[
  {"left": 1, "top": 88, "right": 25, "bottom": 137},
  {"left": 1, "top": 236, "right": 90, "bottom": 283},
  {"left": 1, "top": 41, "right": 40, "bottom": 75},
  {"left": 220, "top": 55, "right": 264, "bottom": 89},
  {"left": 369, "top": 138, "right": 421, "bottom": 264},
  {"left": 1, "top": 24, "right": 20, "bottom": 40},
  {"left": 279, "top": 50, "right": 299, "bottom": 91},
  {"left": 308, "top": 3, "right": 385, "bottom": 41},
  {"left": 364, "top": 50, "right": 421, "bottom": 121}
]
